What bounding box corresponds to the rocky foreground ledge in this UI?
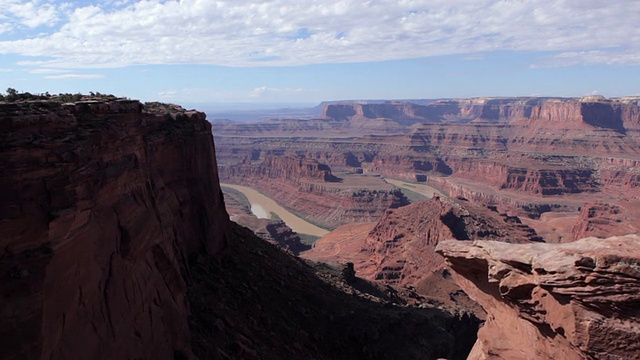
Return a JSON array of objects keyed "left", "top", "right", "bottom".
[{"left": 436, "top": 235, "right": 640, "bottom": 360}]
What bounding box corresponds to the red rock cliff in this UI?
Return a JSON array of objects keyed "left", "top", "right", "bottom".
[
  {"left": 437, "top": 235, "right": 640, "bottom": 360},
  {"left": 0, "top": 100, "right": 228, "bottom": 359},
  {"left": 221, "top": 155, "right": 338, "bottom": 183}
]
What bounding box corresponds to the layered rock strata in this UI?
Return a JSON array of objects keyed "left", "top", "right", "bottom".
[
  {"left": 436, "top": 235, "right": 640, "bottom": 360},
  {"left": 219, "top": 156, "right": 408, "bottom": 229},
  {"left": 0, "top": 100, "right": 228, "bottom": 359},
  {"left": 214, "top": 96, "right": 640, "bottom": 225},
  {"left": 322, "top": 97, "right": 640, "bottom": 130}
]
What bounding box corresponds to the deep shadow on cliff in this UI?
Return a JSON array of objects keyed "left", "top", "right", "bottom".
[
  {"left": 189, "top": 223, "right": 479, "bottom": 360},
  {"left": 0, "top": 98, "right": 477, "bottom": 360}
]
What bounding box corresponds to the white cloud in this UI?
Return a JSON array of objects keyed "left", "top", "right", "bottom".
[
  {"left": 44, "top": 74, "right": 105, "bottom": 79},
  {"left": 0, "top": 0, "right": 61, "bottom": 32},
  {"left": 158, "top": 90, "right": 177, "bottom": 99},
  {"left": 0, "top": 0, "right": 638, "bottom": 69},
  {"left": 29, "top": 68, "right": 68, "bottom": 73}
]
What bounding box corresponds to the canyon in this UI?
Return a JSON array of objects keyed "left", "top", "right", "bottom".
[
  {"left": 4, "top": 95, "right": 640, "bottom": 359},
  {"left": 214, "top": 96, "right": 640, "bottom": 236},
  {"left": 219, "top": 155, "right": 409, "bottom": 229},
  {"left": 214, "top": 96, "right": 640, "bottom": 358},
  {"left": 1, "top": 97, "right": 479, "bottom": 360}
]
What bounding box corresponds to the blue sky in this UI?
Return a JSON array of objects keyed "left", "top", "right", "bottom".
[{"left": 1, "top": 0, "right": 639, "bottom": 106}]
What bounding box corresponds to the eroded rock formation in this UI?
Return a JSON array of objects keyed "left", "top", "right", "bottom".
[
  {"left": 220, "top": 155, "right": 408, "bottom": 229},
  {"left": 303, "top": 196, "right": 540, "bottom": 310},
  {"left": 0, "top": 100, "right": 228, "bottom": 359},
  {"left": 436, "top": 235, "right": 640, "bottom": 360},
  {"left": 215, "top": 96, "right": 640, "bottom": 230},
  {"left": 359, "top": 197, "right": 540, "bottom": 285}
]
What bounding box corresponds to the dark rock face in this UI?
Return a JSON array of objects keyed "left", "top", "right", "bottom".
[
  {"left": 189, "top": 223, "right": 479, "bottom": 360},
  {"left": 437, "top": 235, "right": 640, "bottom": 360},
  {"left": 0, "top": 100, "right": 228, "bottom": 359}
]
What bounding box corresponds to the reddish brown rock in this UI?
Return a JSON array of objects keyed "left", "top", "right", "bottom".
[
  {"left": 437, "top": 235, "right": 640, "bottom": 360},
  {"left": 569, "top": 203, "right": 640, "bottom": 242},
  {"left": 0, "top": 100, "right": 228, "bottom": 359},
  {"left": 215, "top": 96, "right": 640, "bottom": 231},
  {"left": 300, "top": 222, "right": 376, "bottom": 265},
  {"left": 220, "top": 155, "right": 408, "bottom": 229},
  {"left": 222, "top": 155, "right": 339, "bottom": 183},
  {"left": 359, "top": 197, "right": 539, "bottom": 284},
  {"left": 304, "top": 196, "right": 540, "bottom": 310}
]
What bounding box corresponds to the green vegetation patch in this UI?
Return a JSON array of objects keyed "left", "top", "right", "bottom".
[
  {"left": 395, "top": 186, "right": 428, "bottom": 204},
  {"left": 0, "top": 88, "right": 121, "bottom": 103},
  {"left": 269, "top": 211, "right": 282, "bottom": 221},
  {"left": 220, "top": 185, "right": 251, "bottom": 209},
  {"left": 298, "top": 234, "right": 321, "bottom": 246}
]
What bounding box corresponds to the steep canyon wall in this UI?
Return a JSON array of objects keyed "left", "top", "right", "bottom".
[{"left": 0, "top": 100, "right": 229, "bottom": 359}]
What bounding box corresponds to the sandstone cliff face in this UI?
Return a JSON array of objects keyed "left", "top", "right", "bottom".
[
  {"left": 322, "top": 97, "right": 640, "bottom": 130},
  {"left": 437, "top": 235, "right": 640, "bottom": 360},
  {"left": 0, "top": 100, "right": 228, "bottom": 359},
  {"left": 221, "top": 155, "right": 339, "bottom": 183}
]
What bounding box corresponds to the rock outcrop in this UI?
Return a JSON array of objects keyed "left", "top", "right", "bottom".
[
  {"left": 436, "top": 235, "right": 640, "bottom": 360},
  {"left": 304, "top": 196, "right": 540, "bottom": 310},
  {"left": 0, "top": 100, "right": 228, "bottom": 359},
  {"left": 359, "top": 197, "right": 540, "bottom": 285}
]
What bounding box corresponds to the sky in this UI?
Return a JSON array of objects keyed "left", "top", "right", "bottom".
[{"left": 1, "top": 0, "right": 640, "bottom": 106}]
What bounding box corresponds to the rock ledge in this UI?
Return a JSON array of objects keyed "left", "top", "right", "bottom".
[{"left": 436, "top": 235, "right": 640, "bottom": 360}]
